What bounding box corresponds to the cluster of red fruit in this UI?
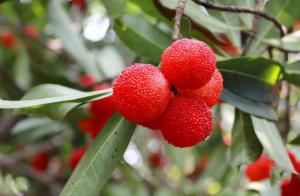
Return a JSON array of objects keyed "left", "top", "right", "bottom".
[
  {"left": 245, "top": 152, "right": 300, "bottom": 196},
  {"left": 113, "top": 38, "right": 223, "bottom": 147}
]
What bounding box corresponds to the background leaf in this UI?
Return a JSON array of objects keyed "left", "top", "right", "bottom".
[
  {"left": 114, "top": 15, "right": 172, "bottom": 62},
  {"left": 251, "top": 116, "right": 295, "bottom": 173},
  {"left": 231, "top": 110, "right": 262, "bottom": 166},
  {"left": 284, "top": 61, "right": 300, "bottom": 87},
  {"left": 101, "top": 0, "right": 125, "bottom": 18},
  {"left": 61, "top": 113, "right": 136, "bottom": 196},
  {"left": 48, "top": 0, "right": 104, "bottom": 80}
]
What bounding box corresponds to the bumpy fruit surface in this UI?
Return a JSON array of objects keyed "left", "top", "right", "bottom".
[
  {"left": 160, "top": 97, "right": 212, "bottom": 147},
  {"left": 245, "top": 155, "right": 274, "bottom": 182},
  {"left": 31, "top": 151, "right": 49, "bottom": 172},
  {"left": 69, "top": 147, "right": 86, "bottom": 170},
  {"left": 180, "top": 70, "right": 223, "bottom": 107},
  {"left": 113, "top": 64, "right": 171, "bottom": 123},
  {"left": 161, "top": 38, "right": 216, "bottom": 89}
]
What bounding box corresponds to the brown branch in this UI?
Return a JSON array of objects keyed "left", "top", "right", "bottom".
[
  {"left": 172, "top": 0, "right": 187, "bottom": 41},
  {"left": 192, "top": 0, "right": 286, "bottom": 37},
  {"left": 242, "top": 0, "right": 260, "bottom": 55}
]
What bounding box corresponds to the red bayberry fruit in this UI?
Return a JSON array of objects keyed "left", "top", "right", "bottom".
[
  {"left": 78, "top": 74, "right": 97, "bottom": 87},
  {"left": 179, "top": 70, "right": 223, "bottom": 107},
  {"left": 24, "top": 25, "right": 38, "bottom": 38},
  {"left": 281, "top": 151, "right": 300, "bottom": 196},
  {"left": 69, "top": 147, "right": 86, "bottom": 170},
  {"left": 245, "top": 155, "right": 274, "bottom": 182},
  {"left": 149, "top": 152, "right": 163, "bottom": 168},
  {"left": 70, "top": 0, "right": 87, "bottom": 11},
  {"left": 78, "top": 118, "right": 106, "bottom": 138},
  {"left": 113, "top": 64, "right": 171, "bottom": 123},
  {"left": 0, "top": 31, "right": 14, "bottom": 48},
  {"left": 31, "top": 151, "right": 49, "bottom": 172},
  {"left": 161, "top": 38, "right": 216, "bottom": 89},
  {"left": 160, "top": 97, "right": 213, "bottom": 147},
  {"left": 90, "top": 84, "right": 116, "bottom": 118}
]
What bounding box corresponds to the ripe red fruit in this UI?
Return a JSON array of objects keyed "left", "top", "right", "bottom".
[
  {"left": 90, "top": 84, "right": 116, "bottom": 118},
  {"left": 70, "top": 0, "right": 87, "bottom": 11},
  {"left": 23, "top": 25, "right": 38, "bottom": 38},
  {"left": 69, "top": 147, "right": 86, "bottom": 170},
  {"left": 281, "top": 151, "right": 300, "bottom": 196},
  {"left": 78, "top": 118, "right": 106, "bottom": 138},
  {"left": 160, "top": 97, "right": 213, "bottom": 147},
  {"left": 245, "top": 155, "right": 274, "bottom": 182},
  {"left": 31, "top": 151, "right": 49, "bottom": 172},
  {"left": 149, "top": 152, "right": 163, "bottom": 168},
  {"left": 161, "top": 38, "right": 216, "bottom": 89},
  {"left": 0, "top": 31, "right": 14, "bottom": 48},
  {"left": 180, "top": 69, "right": 223, "bottom": 107},
  {"left": 78, "top": 74, "right": 97, "bottom": 87},
  {"left": 113, "top": 64, "right": 171, "bottom": 123}
]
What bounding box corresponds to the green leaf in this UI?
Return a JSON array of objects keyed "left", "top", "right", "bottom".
[
  {"left": 251, "top": 116, "right": 295, "bottom": 173},
  {"left": 264, "top": 31, "right": 300, "bottom": 52},
  {"left": 218, "top": 57, "right": 282, "bottom": 85},
  {"left": 10, "top": 118, "right": 64, "bottom": 144},
  {"left": 61, "top": 113, "right": 136, "bottom": 196},
  {"left": 231, "top": 110, "right": 262, "bottom": 166},
  {"left": 160, "top": 0, "right": 247, "bottom": 33},
  {"left": 284, "top": 61, "right": 300, "bottom": 87},
  {"left": 248, "top": 0, "right": 300, "bottom": 55},
  {"left": 101, "top": 0, "right": 125, "bottom": 18},
  {"left": 180, "top": 17, "right": 192, "bottom": 38},
  {"left": 13, "top": 47, "right": 31, "bottom": 90},
  {"left": 114, "top": 15, "right": 172, "bottom": 62},
  {"left": 48, "top": 0, "right": 103, "bottom": 80},
  {"left": 218, "top": 57, "right": 282, "bottom": 103},
  {"left": 221, "top": 89, "right": 277, "bottom": 120},
  {"left": 0, "top": 84, "right": 111, "bottom": 120}
]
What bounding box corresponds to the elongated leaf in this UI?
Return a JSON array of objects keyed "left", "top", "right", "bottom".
[
  {"left": 101, "top": 0, "right": 125, "bottom": 18},
  {"left": 218, "top": 57, "right": 282, "bottom": 103},
  {"left": 0, "top": 84, "right": 111, "bottom": 120},
  {"left": 160, "top": 0, "right": 247, "bottom": 33},
  {"left": 61, "top": 113, "right": 135, "bottom": 196},
  {"left": 221, "top": 89, "right": 277, "bottom": 120},
  {"left": 264, "top": 31, "right": 300, "bottom": 52},
  {"left": 284, "top": 61, "right": 300, "bottom": 87},
  {"left": 218, "top": 57, "right": 282, "bottom": 85},
  {"left": 248, "top": 0, "right": 300, "bottom": 55},
  {"left": 251, "top": 116, "right": 295, "bottom": 173},
  {"left": 48, "top": 0, "right": 103, "bottom": 80},
  {"left": 231, "top": 110, "right": 262, "bottom": 166},
  {"left": 115, "top": 15, "right": 171, "bottom": 62}
]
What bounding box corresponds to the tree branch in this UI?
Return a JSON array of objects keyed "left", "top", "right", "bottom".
[
  {"left": 173, "top": 0, "right": 187, "bottom": 40},
  {"left": 192, "top": 0, "right": 286, "bottom": 37}
]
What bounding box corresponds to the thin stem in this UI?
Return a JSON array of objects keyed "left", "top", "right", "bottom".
[
  {"left": 192, "top": 0, "right": 286, "bottom": 37},
  {"left": 173, "top": 0, "right": 187, "bottom": 41}
]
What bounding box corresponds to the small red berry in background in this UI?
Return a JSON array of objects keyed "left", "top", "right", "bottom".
[
  {"left": 281, "top": 151, "right": 300, "bottom": 196},
  {"left": 113, "top": 64, "right": 171, "bottom": 123},
  {"left": 245, "top": 155, "right": 274, "bottom": 182},
  {"left": 23, "top": 25, "right": 38, "bottom": 38},
  {"left": 159, "top": 97, "right": 213, "bottom": 147},
  {"left": 180, "top": 69, "right": 223, "bottom": 108},
  {"left": 149, "top": 152, "right": 163, "bottom": 168},
  {"left": 161, "top": 38, "right": 216, "bottom": 89},
  {"left": 69, "top": 147, "right": 86, "bottom": 170},
  {"left": 79, "top": 83, "right": 116, "bottom": 138},
  {"left": 69, "top": 0, "right": 87, "bottom": 11},
  {"left": 0, "top": 30, "right": 14, "bottom": 48},
  {"left": 78, "top": 74, "right": 97, "bottom": 87},
  {"left": 31, "top": 151, "right": 49, "bottom": 172}
]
